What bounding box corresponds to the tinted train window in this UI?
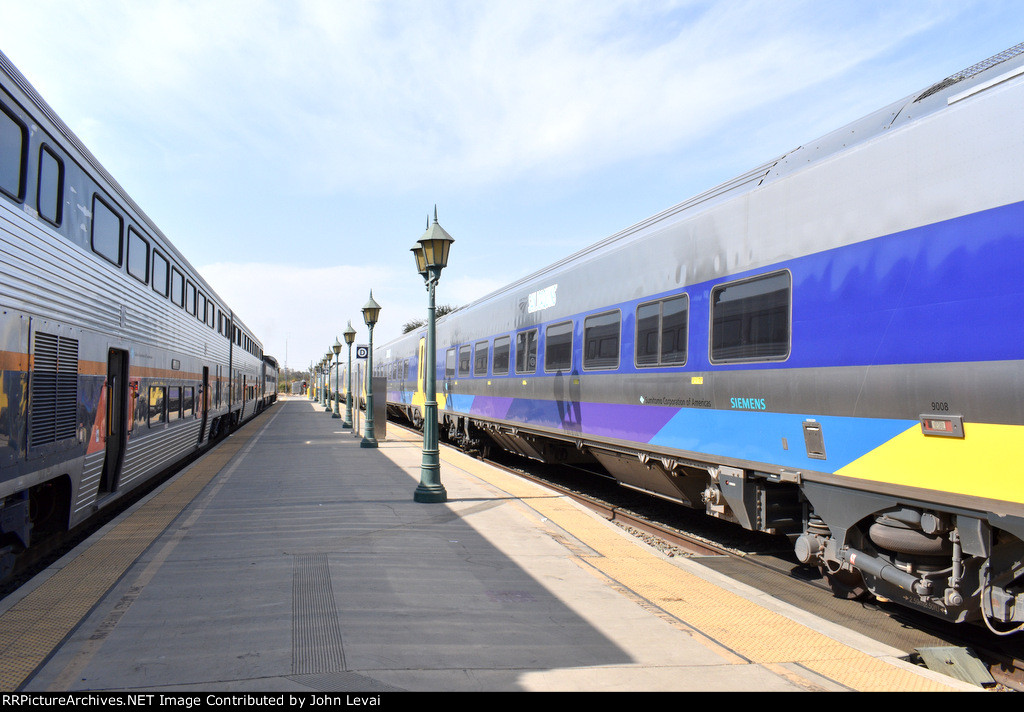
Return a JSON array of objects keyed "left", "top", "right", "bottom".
[
  {"left": 167, "top": 386, "right": 181, "bottom": 422},
  {"left": 473, "top": 341, "right": 489, "bottom": 376},
  {"left": 711, "top": 271, "right": 790, "bottom": 362},
  {"left": 545, "top": 322, "right": 573, "bottom": 372},
  {"left": 148, "top": 386, "right": 166, "bottom": 425},
  {"left": 185, "top": 281, "right": 196, "bottom": 316},
  {"left": 127, "top": 228, "right": 149, "bottom": 283},
  {"left": 170, "top": 267, "right": 184, "bottom": 306},
  {"left": 91, "top": 195, "right": 123, "bottom": 266},
  {"left": 37, "top": 145, "right": 63, "bottom": 225},
  {"left": 152, "top": 251, "right": 169, "bottom": 296},
  {"left": 458, "top": 345, "right": 471, "bottom": 376},
  {"left": 1, "top": 104, "right": 26, "bottom": 200},
  {"left": 515, "top": 329, "right": 537, "bottom": 374},
  {"left": 636, "top": 294, "right": 688, "bottom": 367},
  {"left": 445, "top": 348, "right": 456, "bottom": 379},
  {"left": 584, "top": 311, "right": 620, "bottom": 370},
  {"left": 493, "top": 336, "right": 510, "bottom": 375}
]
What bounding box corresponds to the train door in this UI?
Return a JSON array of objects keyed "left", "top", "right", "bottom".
[
  {"left": 198, "top": 366, "right": 209, "bottom": 444},
  {"left": 99, "top": 348, "right": 129, "bottom": 493}
]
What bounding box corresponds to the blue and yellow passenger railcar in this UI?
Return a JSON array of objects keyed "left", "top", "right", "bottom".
[{"left": 381, "top": 45, "right": 1024, "bottom": 630}]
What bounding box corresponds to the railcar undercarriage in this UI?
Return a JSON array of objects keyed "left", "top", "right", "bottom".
[
  {"left": 409, "top": 409, "right": 1024, "bottom": 633},
  {"left": 795, "top": 491, "right": 1024, "bottom": 633}
]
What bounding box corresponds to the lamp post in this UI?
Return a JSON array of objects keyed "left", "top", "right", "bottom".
[
  {"left": 317, "top": 362, "right": 324, "bottom": 406},
  {"left": 412, "top": 208, "right": 453, "bottom": 503},
  {"left": 324, "top": 352, "right": 333, "bottom": 411},
  {"left": 321, "top": 356, "right": 329, "bottom": 408},
  {"left": 360, "top": 292, "right": 381, "bottom": 448},
  {"left": 308, "top": 361, "right": 314, "bottom": 400},
  {"left": 343, "top": 321, "right": 356, "bottom": 428},
  {"left": 332, "top": 338, "right": 342, "bottom": 418}
]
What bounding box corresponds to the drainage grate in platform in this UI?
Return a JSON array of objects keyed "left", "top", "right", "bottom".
[{"left": 292, "top": 553, "right": 346, "bottom": 674}]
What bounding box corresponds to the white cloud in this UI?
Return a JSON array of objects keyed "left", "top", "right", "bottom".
[{"left": 2, "top": 0, "right": 959, "bottom": 194}]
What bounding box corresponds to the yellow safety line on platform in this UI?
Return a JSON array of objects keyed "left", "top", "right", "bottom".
[
  {"left": 433, "top": 442, "right": 963, "bottom": 693},
  {"left": 0, "top": 410, "right": 273, "bottom": 692}
]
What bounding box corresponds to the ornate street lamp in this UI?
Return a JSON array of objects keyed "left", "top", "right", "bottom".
[
  {"left": 412, "top": 207, "right": 454, "bottom": 503},
  {"left": 324, "top": 351, "right": 333, "bottom": 411},
  {"left": 343, "top": 321, "right": 356, "bottom": 428},
  {"left": 322, "top": 355, "right": 330, "bottom": 408},
  {"left": 332, "top": 338, "right": 342, "bottom": 418},
  {"left": 360, "top": 291, "right": 381, "bottom": 448},
  {"left": 308, "top": 361, "right": 314, "bottom": 400}
]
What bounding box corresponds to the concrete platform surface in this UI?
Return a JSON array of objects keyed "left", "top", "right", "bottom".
[{"left": 3, "top": 396, "right": 978, "bottom": 693}]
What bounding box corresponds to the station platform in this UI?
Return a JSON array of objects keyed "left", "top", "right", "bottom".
[{"left": 0, "top": 396, "right": 979, "bottom": 693}]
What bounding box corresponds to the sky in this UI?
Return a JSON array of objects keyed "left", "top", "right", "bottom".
[{"left": 0, "top": 1, "right": 1021, "bottom": 376}]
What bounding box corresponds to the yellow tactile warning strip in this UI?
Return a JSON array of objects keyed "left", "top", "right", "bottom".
[
  {"left": 0, "top": 409, "right": 273, "bottom": 692},
  {"left": 431, "top": 441, "right": 965, "bottom": 693}
]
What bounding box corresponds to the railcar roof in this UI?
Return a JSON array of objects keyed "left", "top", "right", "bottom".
[{"left": 0, "top": 49, "right": 234, "bottom": 317}]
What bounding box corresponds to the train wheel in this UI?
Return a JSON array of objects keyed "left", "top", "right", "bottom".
[{"left": 820, "top": 566, "right": 869, "bottom": 600}]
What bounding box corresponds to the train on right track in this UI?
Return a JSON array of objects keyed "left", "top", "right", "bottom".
[{"left": 377, "top": 43, "right": 1024, "bottom": 633}]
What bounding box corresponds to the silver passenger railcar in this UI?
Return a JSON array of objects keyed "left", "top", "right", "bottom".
[{"left": 0, "top": 50, "right": 274, "bottom": 575}]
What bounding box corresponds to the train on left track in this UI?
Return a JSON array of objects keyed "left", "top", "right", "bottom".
[{"left": 0, "top": 49, "right": 277, "bottom": 577}]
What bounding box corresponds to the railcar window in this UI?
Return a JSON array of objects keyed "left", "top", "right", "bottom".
[
  {"left": 126, "top": 228, "right": 149, "bottom": 283},
  {"left": 91, "top": 195, "right": 123, "bottom": 266},
  {"left": 545, "top": 322, "right": 573, "bottom": 372},
  {"left": 636, "top": 294, "right": 688, "bottom": 367},
  {"left": 473, "top": 341, "right": 489, "bottom": 376},
  {"left": 148, "top": 386, "right": 166, "bottom": 426},
  {"left": 710, "top": 271, "right": 790, "bottom": 362},
  {"left": 152, "top": 251, "right": 169, "bottom": 297},
  {"left": 167, "top": 386, "right": 181, "bottom": 422},
  {"left": 445, "top": 348, "right": 456, "bottom": 379},
  {"left": 584, "top": 311, "right": 620, "bottom": 370},
  {"left": 185, "top": 281, "right": 196, "bottom": 316},
  {"left": 515, "top": 329, "right": 538, "bottom": 374},
  {"left": 183, "top": 386, "right": 194, "bottom": 416},
  {"left": 493, "top": 336, "right": 510, "bottom": 375},
  {"left": 0, "top": 103, "right": 26, "bottom": 200},
  {"left": 458, "top": 345, "right": 471, "bottom": 377},
  {"left": 198, "top": 292, "right": 207, "bottom": 324},
  {"left": 37, "top": 145, "right": 64, "bottom": 225},
  {"left": 661, "top": 296, "right": 688, "bottom": 364},
  {"left": 170, "top": 267, "right": 184, "bottom": 307}
]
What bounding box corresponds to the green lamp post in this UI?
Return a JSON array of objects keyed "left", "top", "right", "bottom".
[
  {"left": 360, "top": 292, "right": 381, "bottom": 448},
  {"left": 324, "top": 352, "right": 333, "bottom": 411},
  {"left": 412, "top": 208, "right": 453, "bottom": 503},
  {"left": 332, "top": 338, "right": 342, "bottom": 418},
  {"left": 343, "top": 321, "right": 356, "bottom": 428}
]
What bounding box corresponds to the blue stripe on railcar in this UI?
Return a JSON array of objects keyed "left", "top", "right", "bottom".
[
  {"left": 426, "top": 200, "right": 1024, "bottom": 382},
  {"left": 790, "top": 199, "right": 1024, "bottom": 369}
]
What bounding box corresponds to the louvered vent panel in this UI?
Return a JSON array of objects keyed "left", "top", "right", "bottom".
[
  {"left": 56, "top": 337, "right": 79, "bottom": 440},
  {"left": 29, "top": 333, "right": 79, "bottom": 448}
]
